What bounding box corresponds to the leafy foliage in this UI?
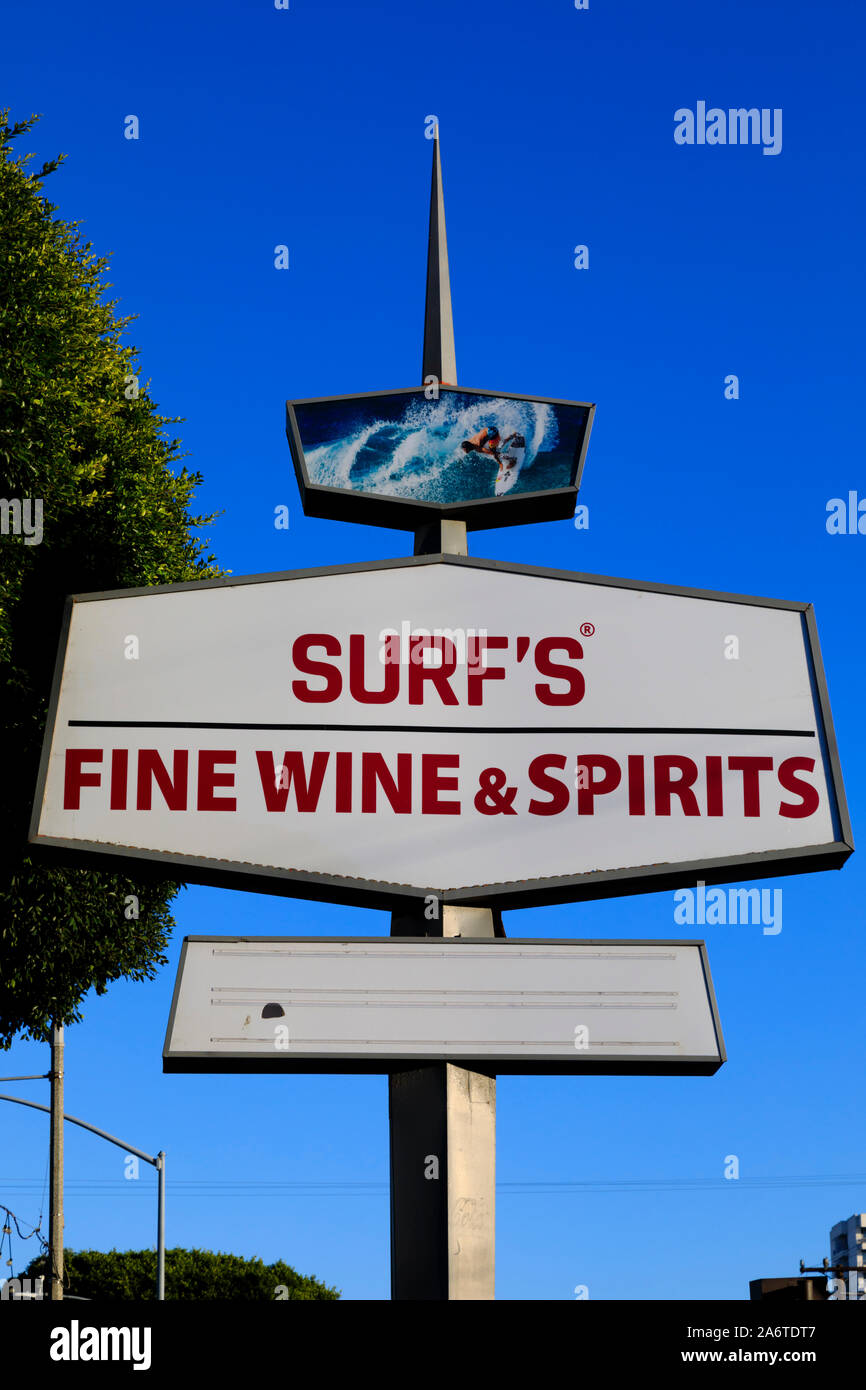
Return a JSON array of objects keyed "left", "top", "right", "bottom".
[
  {"left": 20, "top": 1246, "right": 340, "bottom": 1300},
  {"left": 0, "top": 112, "right": 222, "bottom": 1045}
]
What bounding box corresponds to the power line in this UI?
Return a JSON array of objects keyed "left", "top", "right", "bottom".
[
  {"left": 0, "top": 1202, "right": 45, "bottom": 1242},
  {"left": 0, "top": 1173, "right": 864, "bottom": 1197},
  {"left": 0, "top": 1200, "right": 48, "bottom": 1289}
]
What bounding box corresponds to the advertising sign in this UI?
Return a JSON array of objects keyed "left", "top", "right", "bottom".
[
  {"left": 163, "top": 937, "right": 726, "bottom": 1075},
  {"left": 30, "top": 555, "right": 852, "bottom": 910},
  {"left": 286, "top": 385, "right": 594, "bottom": 530}
]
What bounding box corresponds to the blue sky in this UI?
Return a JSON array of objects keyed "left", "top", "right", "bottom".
[{"left": 2, "top": 0, "right": 865, "bottom": 1300}]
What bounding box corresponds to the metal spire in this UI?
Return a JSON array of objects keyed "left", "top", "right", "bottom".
[{"left": 422, "top": 127, "right": 457, "bottom": 387}]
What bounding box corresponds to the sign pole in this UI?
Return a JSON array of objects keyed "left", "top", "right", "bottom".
[
  {"left": 415, "top": 127, "right": 467, "bottom": 561},
  {"left": 388, "top": 132, "right": 495, "bottom": 1300},
  {"left": 388, "top": 906, "right": 497, "bottom": 1299},
  {"left": 48, "top": 1021, "right": 64, "bottom": 1301}
]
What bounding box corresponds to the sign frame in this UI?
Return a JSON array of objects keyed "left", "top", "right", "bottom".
[
  {"left": 162, "top": 936, "right": 727, "bottom": 1077},
  {"left": 28, "top": 553, "right": 853, "bottom": 912},
  {"left": 285, "top": 384, "right": 596, "bottom": 531}
]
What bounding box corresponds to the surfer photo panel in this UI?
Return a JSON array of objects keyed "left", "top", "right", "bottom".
[{"left": 286, "top": 385, "right": 595, "bottom": 531}]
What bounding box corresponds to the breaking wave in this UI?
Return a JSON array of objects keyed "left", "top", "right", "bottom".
[{"left": 304, "top": 394, "right": 561, "bottom": 503}]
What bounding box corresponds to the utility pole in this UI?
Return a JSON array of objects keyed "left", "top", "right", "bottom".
[
  {"left": 388, "top": 130, "right": 497, "bottom": 1300},
  {"left": 0, "top": 1092, "right": 165, "bottom": 1299},
  {"left": 48, "top": 1021, "right": 64, "bottom": 1300}
]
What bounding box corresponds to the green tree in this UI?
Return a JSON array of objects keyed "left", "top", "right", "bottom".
[
  {"left": 20, "top": 1247, "right": 340, "bottom": 1300},
  {"left": 0, "top": 111, "right": 222, "bottom": 1047}
]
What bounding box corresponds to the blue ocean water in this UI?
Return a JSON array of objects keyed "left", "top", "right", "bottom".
[{"left": 296, "top": 390, "right": 582, "bottom": 503}]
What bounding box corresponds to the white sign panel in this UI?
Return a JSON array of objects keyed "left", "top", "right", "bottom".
[
  {"left": 163, "top": 937, "right": 725, "bottom": 1074},
  {"left": 30, "top": 557, "right": 851, "bottom": 908}
]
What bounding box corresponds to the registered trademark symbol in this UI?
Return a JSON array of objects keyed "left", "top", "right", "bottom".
[{"left": 580, "top": 622, "right": 595, "bottom": 637}]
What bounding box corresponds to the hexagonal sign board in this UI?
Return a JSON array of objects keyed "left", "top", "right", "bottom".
[
  {"left": 286, "top": 386, "right": 595, "bottom": 531},
  {"left": 30, "top": 555, "right": 852, "bottom": 910}
]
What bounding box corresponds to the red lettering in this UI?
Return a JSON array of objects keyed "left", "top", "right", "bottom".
[
  {"left": 627, "top": 754, "right": 645, "bottom": 815},
  {"left": 335, "top": 750, "right": 352, "bottom": 812},
  {"left": 361, "top": 753, "right": 412, "bottom": 812},
  {"left": 466, "top": 637, "right": 508, "bottom": 706},
  {"left": 576, "top": 754, "right": 621, "bottom": 814},
  {"left": 706, "top": 755, "right": 723, "bottom": 816},
  {"left": 136, "top": 750, "right": 188, "bottom": 811},
  {"left": 63, "top": 749, "right": 102, "bottom": 809},
  {"left": 422, "top": 754, "right": 460, "bottom": 814},
  {"left": 534, "top": 637, "right": 585, "bottom": 706},
  {"left": 408, "top": 636, "right": 459, "bottom": 706},
  {"left": 109, "top": 749, "right": 128, "bottom": 810},
  {"left": 654, "top": 756, "right": 700, "bottom": 816},
  {"left": 349, "top": 633, "right": 399, "bottom": 704},
  {"left": 728, "top": 756, "right": 774, "bottom": 816},
  {"left": 255, "top": 750, "right": 329, "bottom": 812},
  {"left": 778, "top": 757, "right": 819, "bottom": 818},
  {"left": 198, "top": 750, "right": 236, "bottom": 811},
  {"left": 291, "top": 634, "right": 342, "bottom": 703},
  {"left": 527, "top": 754, "right": 570, "bottom": 815}
]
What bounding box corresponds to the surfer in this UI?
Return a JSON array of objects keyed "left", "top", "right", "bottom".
[
  {"left": 460, "top": 425, "right": 502, "bottom": 458},
  {"left": 460, "top": 425, "right": 527, "bottom": 495}
]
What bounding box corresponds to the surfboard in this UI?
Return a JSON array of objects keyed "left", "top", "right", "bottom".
[{"left": 494, "top": 433, "right": 526, "bottom": 496}]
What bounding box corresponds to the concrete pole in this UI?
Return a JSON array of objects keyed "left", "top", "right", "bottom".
[
  {"left": 48, "top": 1022, "right": 64, "bottom": 1300},
  {"left": 414, "top": 517, "right": 467, "bottom": 557},
  {"left": 388, "top": 133, "right": 499, "bottom": 1298},
  {"left": 389, "top": 906, "right": 498, "bottom": 1300}
]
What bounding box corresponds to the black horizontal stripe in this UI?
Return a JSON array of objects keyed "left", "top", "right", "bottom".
[{"left": 68, "top": 720, "right": 817, "bottom": 737}]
